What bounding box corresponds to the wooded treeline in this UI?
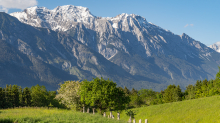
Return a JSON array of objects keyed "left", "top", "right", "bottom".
[
  {"left": 0, "top": 84, "right": 64, "bottom": 109},
  {"left": 1, "top": 67, "right": 220, "bottom": 112},
  {"left": 122, "top": 67, "right": 220, "bottom": 107}
]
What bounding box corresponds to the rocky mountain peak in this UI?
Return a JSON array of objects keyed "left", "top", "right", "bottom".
[
  {"left": 10, "top": 5, "right": 95, "bottom": 31},
  {"left": 209, "top": 42, "right": 220, "bottom": 53},
  {"left": 108, "top": 13, "right": 149, "bottom": 26},
  {"left": 180, "top": 33, "right": 199, "bottom": 42},
  {"left": 181, "top": 33, "right": 190, "bottom": 38},
  {"left": 53, "top": 5, "right": 94, "bottom": 18}
]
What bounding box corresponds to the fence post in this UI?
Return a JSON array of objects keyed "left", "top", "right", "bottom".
[
  {"left": 133, "top": 119, "right": 136, "bottom": 123},
  {"left": 83, "top": 107, "right": 85, "bottom": 113},
  {"left": 139, "top": 119, "right": 142, "bottom": 123},
  {"left": 110, "top": 111, "right": 112, "bottom": 118},
  {"left": 103, "top": 112, "right": 106, "bottom": 117},
  {"left": 145, "top": 119, "right": 148, "bottom": 123},
  {"left": 117, "top": 112, "right": 120, "bottom": 120},
  {"left": 128, "top": 116, "right": 132, "bottom": 123},
  {"left": 87, "top": 108, "right": 89, "bottom": 113}
]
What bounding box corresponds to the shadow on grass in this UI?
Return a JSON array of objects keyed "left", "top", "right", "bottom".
[{"left": 0, "top": 119, "right": 13, "bottom": 123}]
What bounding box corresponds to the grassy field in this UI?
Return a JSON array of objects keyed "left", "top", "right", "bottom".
[
  {"left": 1, "top": 95, "right": 220, "bottom": 123},
  {"left": 0, "top": 107, "right": 126, "bottom": 123},
  {"left": 107, "top": 95, "right": 220, "bottom": 123}
]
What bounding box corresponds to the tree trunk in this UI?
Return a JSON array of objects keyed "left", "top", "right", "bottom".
[
  {"left": 93, "top": 108, "right": 95, "bottom": 114},
  {"left": 83, "top": 106, "right": 85, "bottom": 113}
]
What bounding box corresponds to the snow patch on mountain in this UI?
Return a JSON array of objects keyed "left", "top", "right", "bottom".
[
  {"left": 10, "top": 5, "right": 95, "bottom": 31},
  {"left": 112, "top": 23, "right": 118, "bottom": 28},
  {"left": 209, "top": 42, "right": 220, "bottom": 53}
]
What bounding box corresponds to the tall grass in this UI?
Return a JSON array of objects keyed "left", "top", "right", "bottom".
[{"left": 0, "top": 107, "right": 126, "bottom": 123}]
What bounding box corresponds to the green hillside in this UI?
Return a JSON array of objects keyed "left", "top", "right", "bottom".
[{"left": 107, "top": 95, "right": 220, "bottom": 123}]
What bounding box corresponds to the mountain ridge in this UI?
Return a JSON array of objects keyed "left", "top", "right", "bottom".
[
  {"left": 0, "top": 12, "right": 138, "bottom": 90},
  {"left": 0, "top": 5, "right": 219, "bottom": 91}
]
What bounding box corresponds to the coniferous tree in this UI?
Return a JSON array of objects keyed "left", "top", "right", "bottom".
[
  {"left": 11, "top": 85, "right": 19, "bottom": 107},
  {"left": 123, "top": 86, "right": 130, "bottom": 96},
  {"left": 163, "top": 85, "right": 173, "bottom": 103},
  {"left": 47, "top": 91, "right": 60, "bottom": 108},
  {"left": 23, "top": 87, "right": 32, "bottom": 106},
  {"left": 18, "top": 86, "right": 24, "bottom": 106},
  {"left": 138, "top": 89, "right": 157, "bottom": 105},
  {"left": 0, "top": 87, "right": 6, "bottom": 109},
  {"left": 31, "top": 84, "right": 47, "bottom": 107},
  {"left": 185, "top": 84, "right": 195, "bottom": 99},
  {"left": 195, "top": 80, "right": 202, "bottom": 98},
  {"left": 130, "top": 88, "right": 138, "bottom": 95},
  {"left": 129, "top": 88, "right": 142, "bottom": 108},
  {"left": 153, "top": 92, "right": 164, "bottom": 105},
  {"left": 117, "top": 87, "right": 124, "bottom": 92},
  {"left": 174, "top": 85, "right": 182, "bottom": 101},
  {"left": 208, "top": 79, "right": 217, "bottom": 96},
  {"left": 201, "top": 79, "right": 208, "bottom": 97},
  {"left": 163, "top": 85, "right": 182, "bottom": 103},
  {"left": 5, "top": 84, "right": 13, "bottom": 108},
  {"left": 214, "top": 67, "right": 220, "bottom": 94}
]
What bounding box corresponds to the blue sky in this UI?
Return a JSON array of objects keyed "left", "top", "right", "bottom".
[{"left": 0, "top": 0, "right": 219, "bottom": 46}]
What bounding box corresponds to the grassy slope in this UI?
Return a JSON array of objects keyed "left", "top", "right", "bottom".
[
  {"left": 107, "top": 95, "right": 220, "bottom": 123},
  {"left": 1, "top": 95, "right": 220, "bottom": 123}
]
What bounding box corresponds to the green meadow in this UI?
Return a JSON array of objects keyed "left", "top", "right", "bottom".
[
  {"left": 0, "top": 107, "right": 126, "bottom": 123},
  {"left": 1, "top": 95, "right": 220, "bottom": 123},
  {"left": 111, "top": 95, "right": 220, "bottom": 123}
]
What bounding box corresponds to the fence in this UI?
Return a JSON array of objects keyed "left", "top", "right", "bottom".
[{"left": 82, "top": 107, "right": 148, "bottom": 123}]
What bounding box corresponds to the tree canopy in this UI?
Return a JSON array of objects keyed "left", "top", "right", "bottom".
[
  {"left": 80, "top": 77, "right": 130, "bottom": 113},
  {"left": 55, "top": 80, "right": 81, "bottom": 110}
]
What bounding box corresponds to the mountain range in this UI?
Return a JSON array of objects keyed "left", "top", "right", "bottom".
[{"left": 0, "top": 5, "right": 219, "bottom": 91}]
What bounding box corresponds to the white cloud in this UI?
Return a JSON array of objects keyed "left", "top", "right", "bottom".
[
  {"left": 184, "top": 24, "right": 194, "bottom": 28},
  {"left": 184, "top": 24, "right": 189, "bottom": 28},
  {"left": 0, "top": 0, "right": 38, "bottom": 13}
]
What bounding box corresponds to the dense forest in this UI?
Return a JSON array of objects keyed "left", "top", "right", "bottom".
[
  {"left": 0, "top": 84, "right": 64, "bottom": 109},
  {"left": 1, "top": 67, "right": 220, "bottom": 112}
]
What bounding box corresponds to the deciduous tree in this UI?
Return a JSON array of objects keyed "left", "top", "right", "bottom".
[
  {"left": 56, "top": 81, "right": 81, "bottom": 110},
  {"left": 80, "top": 77, "right": 130, "bottom": 114}
]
